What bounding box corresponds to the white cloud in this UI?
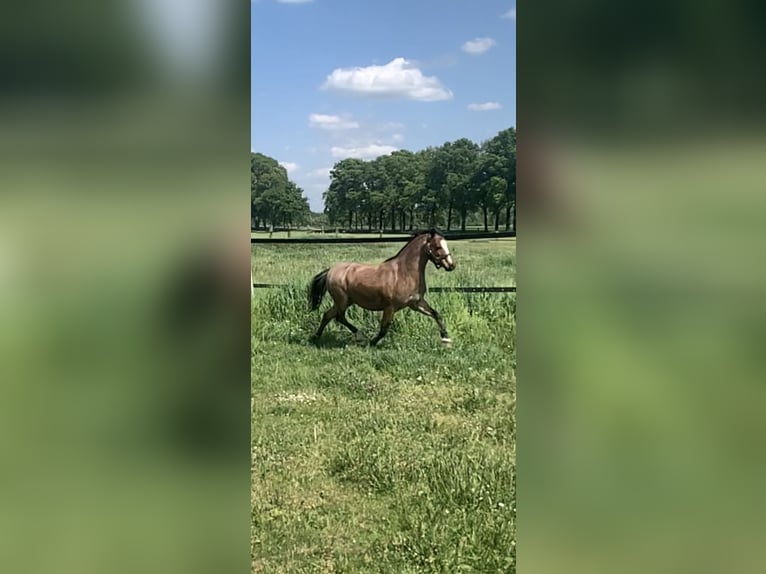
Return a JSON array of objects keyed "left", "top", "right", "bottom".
[
  {"left": 467, "top": 102, "right": 502, "bottom": 112},
  {"left": 331, "top": 144, "right": 399, "bottom": 160},
  {"left": 322, "top": 57, "right": 453, "bottom": 101},
  {"left": 308, "top": 113, "right": 360, "bottom": 130},
  {"left": 501, "top": 7, "right": 516, "bottom": 20},
  {"left": 279, "top": 161, "right": 299, "bottom": 173},
  {"left": 391, "top": 133, "right": 405, "bottom": 143},
  {"left": 461, "top": 37, "right": 497, "bottom": 55}
]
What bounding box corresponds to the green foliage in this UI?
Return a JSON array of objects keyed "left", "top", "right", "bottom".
[
  {"left": 324, "top": 128, "right": 516, "bottom": 232},
  {"left": 251, "top": 152, "right": 310, "bottom": 230}
]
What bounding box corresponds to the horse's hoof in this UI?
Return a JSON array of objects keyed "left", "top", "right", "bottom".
[{"left": 441, "top": 337, "right": 452, "bottom": 347}]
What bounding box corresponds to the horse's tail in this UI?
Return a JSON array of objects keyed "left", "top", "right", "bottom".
[{"left": 309, "top": 268, "right": 329, "bottom": 310}]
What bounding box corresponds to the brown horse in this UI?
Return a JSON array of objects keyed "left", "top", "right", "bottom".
[{"left": 309, "top": 228, "right": 456, "bottom": 346}]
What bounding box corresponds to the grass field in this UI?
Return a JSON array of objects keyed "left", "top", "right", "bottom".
[{"left": 251, "top": 238, "right": 516, "bottom": 573}]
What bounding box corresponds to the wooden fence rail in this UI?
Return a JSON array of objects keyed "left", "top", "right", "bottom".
[{"left": 251, "top": 231, "right": 516, "bottom": 244}]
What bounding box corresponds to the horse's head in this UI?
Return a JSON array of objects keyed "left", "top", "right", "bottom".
[{"left": 426, "top": 228, "right": 456, "bottom": 271}]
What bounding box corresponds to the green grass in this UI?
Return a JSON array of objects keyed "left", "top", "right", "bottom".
[
  {"left": 252, "top": 238, "right": 516, "bottom": 289},
  {"left": 252, "top": 239, "right": 516, "bottom": 573}
]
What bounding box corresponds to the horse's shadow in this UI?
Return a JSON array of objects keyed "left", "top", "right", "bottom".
[{"left": 288, "top": 330, "right": 366, "bottom": 349}]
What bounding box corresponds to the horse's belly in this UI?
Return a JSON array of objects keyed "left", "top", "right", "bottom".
[{"left": 348, "top": 288, "right": 388, "bottom": 311}]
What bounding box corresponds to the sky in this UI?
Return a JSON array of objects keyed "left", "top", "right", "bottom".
[{"left": 251, "top": 0, "right": 516, "bottom": 211}]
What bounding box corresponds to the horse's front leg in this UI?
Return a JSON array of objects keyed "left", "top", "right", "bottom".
[
  {"left": 412, "top": 299, "right": 451, "bottom": 345},
  {"left": 370, "top": 307, "right": 394, "bottom": 346}
]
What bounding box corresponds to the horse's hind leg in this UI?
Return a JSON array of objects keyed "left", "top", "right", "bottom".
[
  {"left": 313, "top": 305, "right": 338, "bottom": 341},
  {"left": 336, "top": 309, "right": 359, "bottom": 335},
  {"left": 370, "top": 307, "right": 394, "bottom": 346}
]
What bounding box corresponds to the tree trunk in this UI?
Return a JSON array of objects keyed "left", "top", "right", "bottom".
[
  {"left": 460, "top": 208, "right": 467, "bottom": 232},
  {"left": 390, "top": 207, "right": 396, "bottom": 231},
  {"left": 378, "top": 210, "right": 384, "bottom": 231},
  {"left": 409, "top": 208, "right": 414, "bottom": 231},
  {"left": 400, "top": 210, "right": 405, "bottom": 232},
  {"left": 512, "top": 201, "right": 516, "bottom": 232},
  {"left": 494, "top": 209, "right": 500, "bottom": 231},
  {"left": 483, "top": 205, "right": 488, "bottom": 232},
  {"left": 348, "top": 210, "right": 353, "bottom": 231},
  {"left": 447, "top": 204, "right": 453, "bottom": 231},
  {"left": 505, "top": 203, "right": 512, "bottom": 231},
  {"left": 368, "top": 211, "right": 372, "bottom": 231}
]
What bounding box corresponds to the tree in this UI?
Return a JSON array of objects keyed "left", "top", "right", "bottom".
[
  {"left": 484, "top": 128, "right": 516, "bottom": 231},
  {"left": 318, "top": 126, "right": 516, "bottom": 233},
  {"left": 426, "top": 145, "right": 453, "bottom": 229},
  {"left": 438, "top": 138, "right": 479, "bottom": 231},
  {"left": 418, "top": 147, "right": 443, "bottom": 227},
  {"left": 251, "top": 152, "right": 311, "bottom": 230},
  {"left": 365, "top": 157, "right": 390, "bottom": 231},
  {"left": 325, "top": 158, "right": 367, "bottom": 229}
]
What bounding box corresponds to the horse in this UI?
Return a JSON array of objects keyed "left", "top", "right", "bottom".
[{"left": 308, "top": 228, "right": 456, "bottom": 346}]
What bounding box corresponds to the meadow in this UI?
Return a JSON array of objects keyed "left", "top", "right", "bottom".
[{"left": 251, "top": 237, "right": 516, "bottom": 573}]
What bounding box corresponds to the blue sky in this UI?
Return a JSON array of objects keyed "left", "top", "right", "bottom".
[{"left": 251, "top": 0, "right": 516, "bottom": 211}]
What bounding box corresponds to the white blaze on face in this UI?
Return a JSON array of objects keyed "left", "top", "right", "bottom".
[{"left": 439, "top": 238, "right": 454, "bottom": 269}]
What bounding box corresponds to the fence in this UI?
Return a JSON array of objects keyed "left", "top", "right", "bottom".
[
  {"left": 251, "top": 230, "right": 515, "bottom": 245},
  {"left": 251, "top": 231, "right": 516, "bottom": 294}
]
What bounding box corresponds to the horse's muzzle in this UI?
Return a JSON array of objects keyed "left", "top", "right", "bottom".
[{"left": 432, "top": 255, "right": 455, "bottom": 271}]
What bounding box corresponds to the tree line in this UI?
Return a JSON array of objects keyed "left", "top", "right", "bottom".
[
  {"left": 324, "top": 127, "right": 515, "bottom": 232},
  {"left": 251, "top": 152, "right": 310, "bottom": 231},
  {"left": 251, "top": 126, "right": 515, "bottom": 233}
]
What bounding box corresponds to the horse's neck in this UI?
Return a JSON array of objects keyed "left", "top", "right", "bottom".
[{"left": 395, "top": 236, "right": 429, "bottom": 280}]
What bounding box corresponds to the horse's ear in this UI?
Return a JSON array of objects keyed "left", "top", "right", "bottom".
[{"left": 429, "top": 228, "right": 436, "bottom": 237}]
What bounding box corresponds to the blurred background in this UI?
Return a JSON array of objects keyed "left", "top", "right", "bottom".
[
  {"left": 520, "top": 1, "right": 766, "bottom": 573},
  {"left": 0, "top": 1, "right": 249, "bottom": 572}
]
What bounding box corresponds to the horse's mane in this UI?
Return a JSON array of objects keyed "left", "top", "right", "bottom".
[{"left": 383, "top": 228, "right": 442, "bottom": 262}]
